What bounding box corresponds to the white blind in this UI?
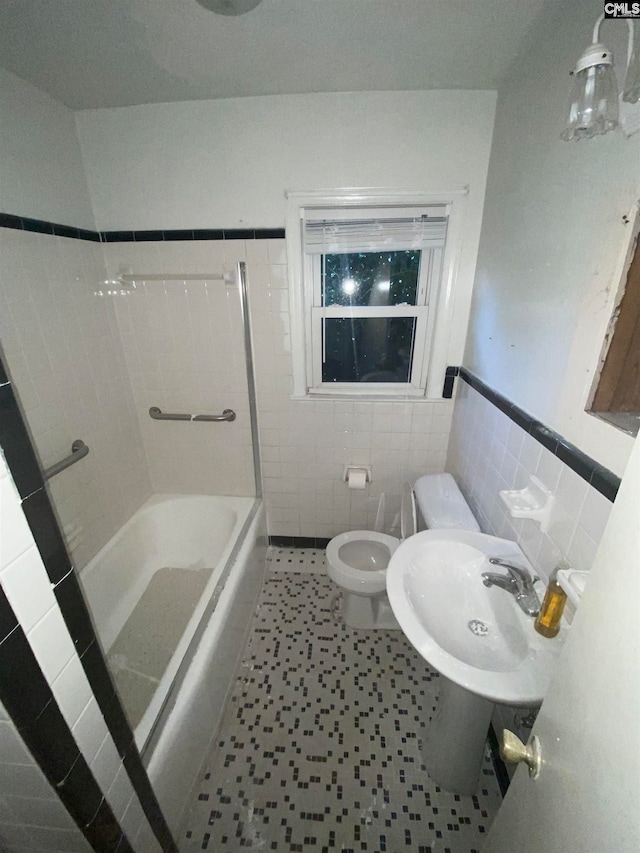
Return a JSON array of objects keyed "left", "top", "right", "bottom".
[{"left": 303, "top": 205, "right": 448, "bottom": 254}]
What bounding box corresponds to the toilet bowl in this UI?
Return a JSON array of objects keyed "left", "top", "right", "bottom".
[
  {"left": 326, "top": 474, "right": 479, "bottom": 630},
  {"left": 326, "top": 482, "right": 416, "bottom": 630}
]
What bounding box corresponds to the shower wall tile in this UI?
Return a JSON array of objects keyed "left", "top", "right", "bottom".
[
  {"left": 0, "top": 453, "right": 162, "bottom": 853},
  {"left": 103, "top": 242, "right": 255, "bottom": 498},
  {"left": 0, "top": 227, "right": 152, "bottom": 569},
  {"left": 246, "top": 239, "right": 454, "bottom": 538},
  {"left": 446, "top": 380, "right": 613, "bottom": 584},
  {"left": 0, "top": 708, "right": 93, "bottom": 853}
]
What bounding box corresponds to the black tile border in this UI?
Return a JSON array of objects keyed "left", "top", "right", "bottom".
[
  {"left": 457, "top": 367, "right": 621, "bottom": 503},
  {"left": 0, "top": 382, "right": 45, "bottom": 500},
  {"left": 0, "top": 212, "right": 102, "bottom": 242},
  {"left": 0, "top": 589, "right": 134, "bottom": 852},
  {"left": 0, "top": 353, "right": 178, "bottom": 853},
  {"left": 99, "top": 227, "right": 287, "bottom": 242},
  {"left": 0, "top": 212, "right": 285, "bottom": 243},
  {"left": 487, "top": 724, "right": 510, "bottom": 798},
  {"left": 442, "top": 365, "right": 459, "bottom": 399},
  {"left": 269, "top": 535, "right": 332, "bottom": 549}
]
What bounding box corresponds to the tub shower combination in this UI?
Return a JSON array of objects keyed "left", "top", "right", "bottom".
[
  {"left": 80, "top": 494, "right": 257, "bottom": 745},
  {"left": 40, "top": 262, "right": 266, "bottom": 833}
]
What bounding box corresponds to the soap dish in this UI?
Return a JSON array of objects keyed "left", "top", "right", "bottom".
[
  {"left": 499, "top": 475, "right": 555, "bottom": 532},
  {"left": 557, "top": 568, "right": 589, "bottom": 607}
]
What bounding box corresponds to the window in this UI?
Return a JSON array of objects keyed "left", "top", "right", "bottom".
[{"left": 286, "top": 190, "right": 467, "bottom": 399}]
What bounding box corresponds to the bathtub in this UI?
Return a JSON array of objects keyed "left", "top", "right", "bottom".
[{"left": 80, "top": 493, "right": 266, "bottom": 765}]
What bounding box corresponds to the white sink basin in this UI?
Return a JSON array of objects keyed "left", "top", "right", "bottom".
[{"left": 386, "top": 529, "right": 565, "bottom": 706}]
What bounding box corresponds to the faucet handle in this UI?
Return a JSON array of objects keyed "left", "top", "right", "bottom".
[{"left": 488, "top": 557, "right": 533, "bottom": 590}]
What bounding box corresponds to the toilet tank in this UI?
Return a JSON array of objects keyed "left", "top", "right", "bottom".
[{"left": 413, "top": 473, "right": 480, "bottom": 532}]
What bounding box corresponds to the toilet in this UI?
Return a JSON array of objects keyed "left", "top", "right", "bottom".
[{"left": 326, "top": 473, "right": 480, "bottom": 629}]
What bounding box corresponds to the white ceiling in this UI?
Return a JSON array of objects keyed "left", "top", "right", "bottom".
[{"left": 0, "top": 0, "right": 547, "bottom": 110}]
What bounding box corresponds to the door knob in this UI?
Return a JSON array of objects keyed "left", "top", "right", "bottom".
[{"left": 500, "top": 729, "right": 541, "bottom": 778}]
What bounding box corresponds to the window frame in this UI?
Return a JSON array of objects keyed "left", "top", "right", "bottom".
[{"left": 286, "top": 188, "right": 469, "bottom": 400}]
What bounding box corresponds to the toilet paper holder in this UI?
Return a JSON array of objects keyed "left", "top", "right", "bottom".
[{"left": 343, "top": 466, "right": 372, "bottom": 486}]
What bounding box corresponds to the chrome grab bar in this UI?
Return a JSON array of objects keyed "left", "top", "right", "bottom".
[
  {"left": 193, "top": 411, "right": 236, "bottom": 422},
  {"left": 148, "top": 407, "right": 191, "bottom": 421},
  {"left": 44, "top": 440, "right": 89, "bottom": 480},
  {"left": 149, "top": 406, "right": 236, "bottom": 423}
]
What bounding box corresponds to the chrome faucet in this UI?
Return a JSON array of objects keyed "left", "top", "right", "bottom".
[{"left": 482, "top": 557, "right": 541, "bottom": 617}]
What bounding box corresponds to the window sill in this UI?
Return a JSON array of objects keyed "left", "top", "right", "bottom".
[{"left": 289, "top": 392, "right": 450, "bottom": 404}]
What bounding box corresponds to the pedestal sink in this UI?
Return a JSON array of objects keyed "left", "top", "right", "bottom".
[{"left": 386, "top": 529, "right": 565, "bottom": 795}]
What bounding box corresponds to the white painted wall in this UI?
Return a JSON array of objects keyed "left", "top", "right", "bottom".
[
  {"left": 0, "top": 68, "right": 95, "bottom": 229},
  {"left": 464, "top": 0, "right": 639, "bottom": 478},
  {"left": 75, "top": 89, "right": 496, "bottom": 230}
]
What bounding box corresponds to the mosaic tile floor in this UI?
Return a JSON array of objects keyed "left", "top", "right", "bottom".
[{"left": 180, "top": 548, "right": 502, "bottom": 852}]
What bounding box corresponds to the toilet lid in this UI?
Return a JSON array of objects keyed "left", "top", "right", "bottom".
[{"left": 400, "top": 481, "right": 417, "bottom": 539}]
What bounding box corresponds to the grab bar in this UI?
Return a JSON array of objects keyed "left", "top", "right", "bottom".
[
  {"left": 44, "top": 440, "right": 89, "bottom": 480},
  {"left": 148, "top": 407, "right": 191, "bottom": 421},
  {"left": 149, "top": 406, "right": 236, "bottom": 423},
  {"left": 193, "top": 411, "right": 236, "bottom": 422}
]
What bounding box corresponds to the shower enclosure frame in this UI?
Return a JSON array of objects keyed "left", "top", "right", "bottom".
[{"left": 136, "top": 259, "right": 264, "bottom": 759}]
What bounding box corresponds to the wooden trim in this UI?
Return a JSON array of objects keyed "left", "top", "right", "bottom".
[{"left": 591, "top": 233, "right": 640, "bottom": 413}]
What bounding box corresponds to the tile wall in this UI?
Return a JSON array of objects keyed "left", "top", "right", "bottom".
[
  {"left": 0, "top": 698, "right": 92, "bottom": 853},
  {"left": 245, "top": 239, "right": 454, "bottom": 539},
  {"left": 0, "top": 452, "right": 163, "bottom": 852},
  {"left": 447, "top": 379, "right": 614, "bottom": 584},
  {"left": 102, "top": 241, "right": 255, "bottom": 497},
  {"left": 0, "top": 227, "right": 151, "bottom": 569},
  {"left": 101, "top": 235, "right": 455, "bottom": 540}
]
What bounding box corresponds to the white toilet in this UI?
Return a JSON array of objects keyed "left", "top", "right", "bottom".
[{"left": 326, "top": 473, "right": 480, "bottom": 629}]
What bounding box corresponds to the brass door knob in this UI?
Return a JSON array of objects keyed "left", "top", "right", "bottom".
[{"left": 500, "top": 729, "right": 541, "bottom": 778}]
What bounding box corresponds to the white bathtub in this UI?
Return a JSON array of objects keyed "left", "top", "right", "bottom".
[{"left": 80, "top": 493, "right": 264, "bottom": 753}]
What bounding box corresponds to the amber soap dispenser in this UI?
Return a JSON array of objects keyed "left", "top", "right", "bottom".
[{"left": 534, "top": 563, "right": 568, "bottom": 638}]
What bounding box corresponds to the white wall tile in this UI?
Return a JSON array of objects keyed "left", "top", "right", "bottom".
[
  {"left": 87, "top": 733, "right": 121, "bottom": 799},
  {"left": 120, "top": 794, "right": 145, "bottom": 843},
  {"left": 0, "top": 713, "right": 92, "bottom": 853},
  {"left": 71, "top": 698, "right": 108, "bottom": 766},
  {"left": 246, "top": 246, "right": 455, "bottom": 536},
  {"left": 105, "top": 763, "right": 135, "bottom": 822},
  {"left": 51, "top": 655, "right": 93, "bottom": 731},
  {"left": 4, "top": 793, "right": 76, "bottom": 831},
  {"left": 107, "top": 241, "right": 255, "bottom": 498},
  {"left": 0, "top": 473, "right": 34, "bottom": 568},
  {"left": 0, "top": 764, "right": 56, "bottom": 801},
  {"left": 0, "top": 721, "right": 36, "bottom": 766},
  {"left": 26, "top": 606, "right": 76, "bottom": 684},
  {"left": 0, "top": 230, "right": 152, "bottom": 571},
  {"left": 0, "top": 546, "right": 56, "bottom": 635},
  {"left": 447, "top": 382, "right": 614, "bottom": 583}
]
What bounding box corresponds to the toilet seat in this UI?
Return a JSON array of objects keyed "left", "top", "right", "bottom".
[
  {"left": 326, "top": 484, "right": 417, "bottom": 598},
  {"left": 326, "top": 531, "right": 400, "bottom": 595}
]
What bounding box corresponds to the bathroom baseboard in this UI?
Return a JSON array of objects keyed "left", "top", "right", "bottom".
[{"left": 269, "top": 535, "right": 331, "bottom": 549}]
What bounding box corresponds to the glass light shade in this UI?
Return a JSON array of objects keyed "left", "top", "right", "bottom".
[
  {"left": 195, "top": 0, "right": 262, "bottom": 14},
  {"left": 561, "top": 63, "right": 620, "bottom": 141},
  {"left": 623, "top": 41, "right": 640, "bottom": 104}
]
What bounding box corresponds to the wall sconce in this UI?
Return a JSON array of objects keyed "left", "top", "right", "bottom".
[{"left": 561, "top": 15, "right": 639, "bottom": 141}]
